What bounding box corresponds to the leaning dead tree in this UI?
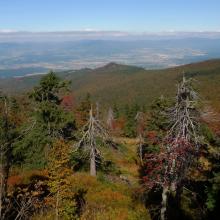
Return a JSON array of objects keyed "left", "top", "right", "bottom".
[{"left": 75, "top": 106, "right": 112, "bottom": 176}]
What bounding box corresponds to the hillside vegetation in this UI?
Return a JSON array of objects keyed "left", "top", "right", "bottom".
[
  {"left": 1, "top": 59, "right": 220, "bottom": 111},
  {"left": 1, "top": 66, "right": 220, "bottom": 220}
]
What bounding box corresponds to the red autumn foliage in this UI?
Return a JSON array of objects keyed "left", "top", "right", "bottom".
[
  {"left": 61, "top": 94, "right": 75, "bottom": 111},
  {"left": 146, "top": 131, "right": 157, "bottom": 139},
  {"left": 146, "top": 131, "right": 158, "bottom": 144},
  {"left": 142, "top": 138, "right": 195, "bottom": 189},
  {"left": 143, "top": 149, "right": 167, "bottom": 189}
]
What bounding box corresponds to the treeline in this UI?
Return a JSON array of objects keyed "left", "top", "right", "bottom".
[{"left": 0, "top": 71, "right": 220, "bottom": 219}]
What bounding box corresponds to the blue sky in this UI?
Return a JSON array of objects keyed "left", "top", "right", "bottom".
[{"left": 0, "top": 0, "right": 220, "bottom": 32}]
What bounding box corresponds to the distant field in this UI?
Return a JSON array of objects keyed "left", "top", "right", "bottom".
[{"left": 1, "top": 38, "right": 220, "bottom": 78}]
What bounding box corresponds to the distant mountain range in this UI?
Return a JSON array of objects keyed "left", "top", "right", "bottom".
[
  {"left": 1, "top": 31, "right": 220, "bottom": 42},
  {"left": 1, "top": 37, "right": 220, "bottom": 77},
  {"left": 1, "top": 59, "right": 220, "bottom": 112}
]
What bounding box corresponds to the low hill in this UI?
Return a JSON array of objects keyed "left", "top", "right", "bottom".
[{"left": 1, "top": 59, "right": 220, "bottom": 111}]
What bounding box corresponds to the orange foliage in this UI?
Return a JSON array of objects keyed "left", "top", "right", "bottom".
[
  {"left": 8, "top": 169, "right": 48, "bottom": 189},
  {"left": 111, "top": 118, "right": 126, "bottom": 136},
  {"left": 7, "top": 175, "right": 23, "bottom": 187}
]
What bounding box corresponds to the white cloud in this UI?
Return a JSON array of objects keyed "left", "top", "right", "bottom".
[
  {"left": 0, "top": 29, "right": 18, "bottom": 33},
  {"left": 82, "top": 28, "right": 100, "bottom": 32}
]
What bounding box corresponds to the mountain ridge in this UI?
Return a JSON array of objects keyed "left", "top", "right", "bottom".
[{"left": 1, "top": 59, "right": 220, "bottom": 111}]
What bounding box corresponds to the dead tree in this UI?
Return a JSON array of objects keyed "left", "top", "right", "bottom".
[
  {"left": 135, "top": 112, "right": 145, "bottom": 165},
  {"left": 14, "top": 196, "right": 36, "bottom": 220},
  {"left": 106, "top": 107, "right": 115, "bottom": 130},
  {"left": 142, "top": 77, "right": 200, "bottom": 220},
  {"left": 160, "top": 76, "right": 200, "bottom": 220},
  {"left": 75, "top": 106, "right": 111, "bottom": 176}
]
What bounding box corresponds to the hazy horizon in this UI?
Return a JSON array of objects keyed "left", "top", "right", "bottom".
[
  {"left": 1, "top": 30, "right": 220, "bottom": 42},
  {"left": 1, "top": 0, "right": 220, "bottom": 77}
]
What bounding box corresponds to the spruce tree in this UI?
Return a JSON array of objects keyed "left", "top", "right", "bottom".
[{"left": 16, "top": 71, "right": 75, "bottom": 168}]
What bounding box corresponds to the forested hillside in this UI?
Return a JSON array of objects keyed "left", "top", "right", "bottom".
[
  {"left": 1, "top": 59, "right": 220, "bottom": 111},
  {"left": 0, "top": 60, "right": 220, "bottom": 220}
]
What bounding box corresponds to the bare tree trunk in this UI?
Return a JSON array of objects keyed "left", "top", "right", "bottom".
[
  {"left": 77, "top": 107, "right": 111, "bottom": 177},
  {"left": 139, "top": 143, "right": 143, "bottom": 165},
  {"left": 138, "top": 134, "right": 144, "bottom": 165},
  {"left": 90, "top": 150, "right": 96, "bottom": 176},
  {"left": 107, "top": 107, "right": 114, "bottom": 130},
  {"left": 161, "top": 186, "right": 169, "bottom": 220}
]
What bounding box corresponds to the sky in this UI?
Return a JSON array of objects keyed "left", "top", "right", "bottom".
[{"left": 0, "top": 0, "right": 220, "bottom": 32}]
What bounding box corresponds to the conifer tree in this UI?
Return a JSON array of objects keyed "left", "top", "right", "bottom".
[
  {"left": 113, "top": 103, "right": 120, "bottom": 119},
  {"left": 30, "top": 71, "right": 74, "bottom": 138},
  {"left": 48, "top": 140, "right": 77, "bottom": 220},
  {"left": 0, "top": 95, "right": 24, "bottom": 218},
  {"left": 0, "top": 95, "right": 13, "bottom": 218},
  {"left": 147, "top": 96, "right": 170, "bottom": 133},
  {"left": 124, "top": 104, "right": 140, "bottom": 137},
  {"left": 75, "top": 93, "right": 91, "bottom": 128},
  {"left": 16, "top": 71, "right": 75, "bottom": 168}
]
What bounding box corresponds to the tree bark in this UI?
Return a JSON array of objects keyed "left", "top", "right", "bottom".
[
  {"left": 161, "top": 186, "right": 169, "bottom": 220},
  {"left": 90, "top": 150, "right": 96, "bottom": 176},
  {"left": 138, "top": 134, "right": 143, "bottom": 165}
]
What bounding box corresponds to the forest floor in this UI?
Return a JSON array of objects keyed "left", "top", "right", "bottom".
[{"left": 75, "top": 137, "right": 150, "bottom": 220}]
